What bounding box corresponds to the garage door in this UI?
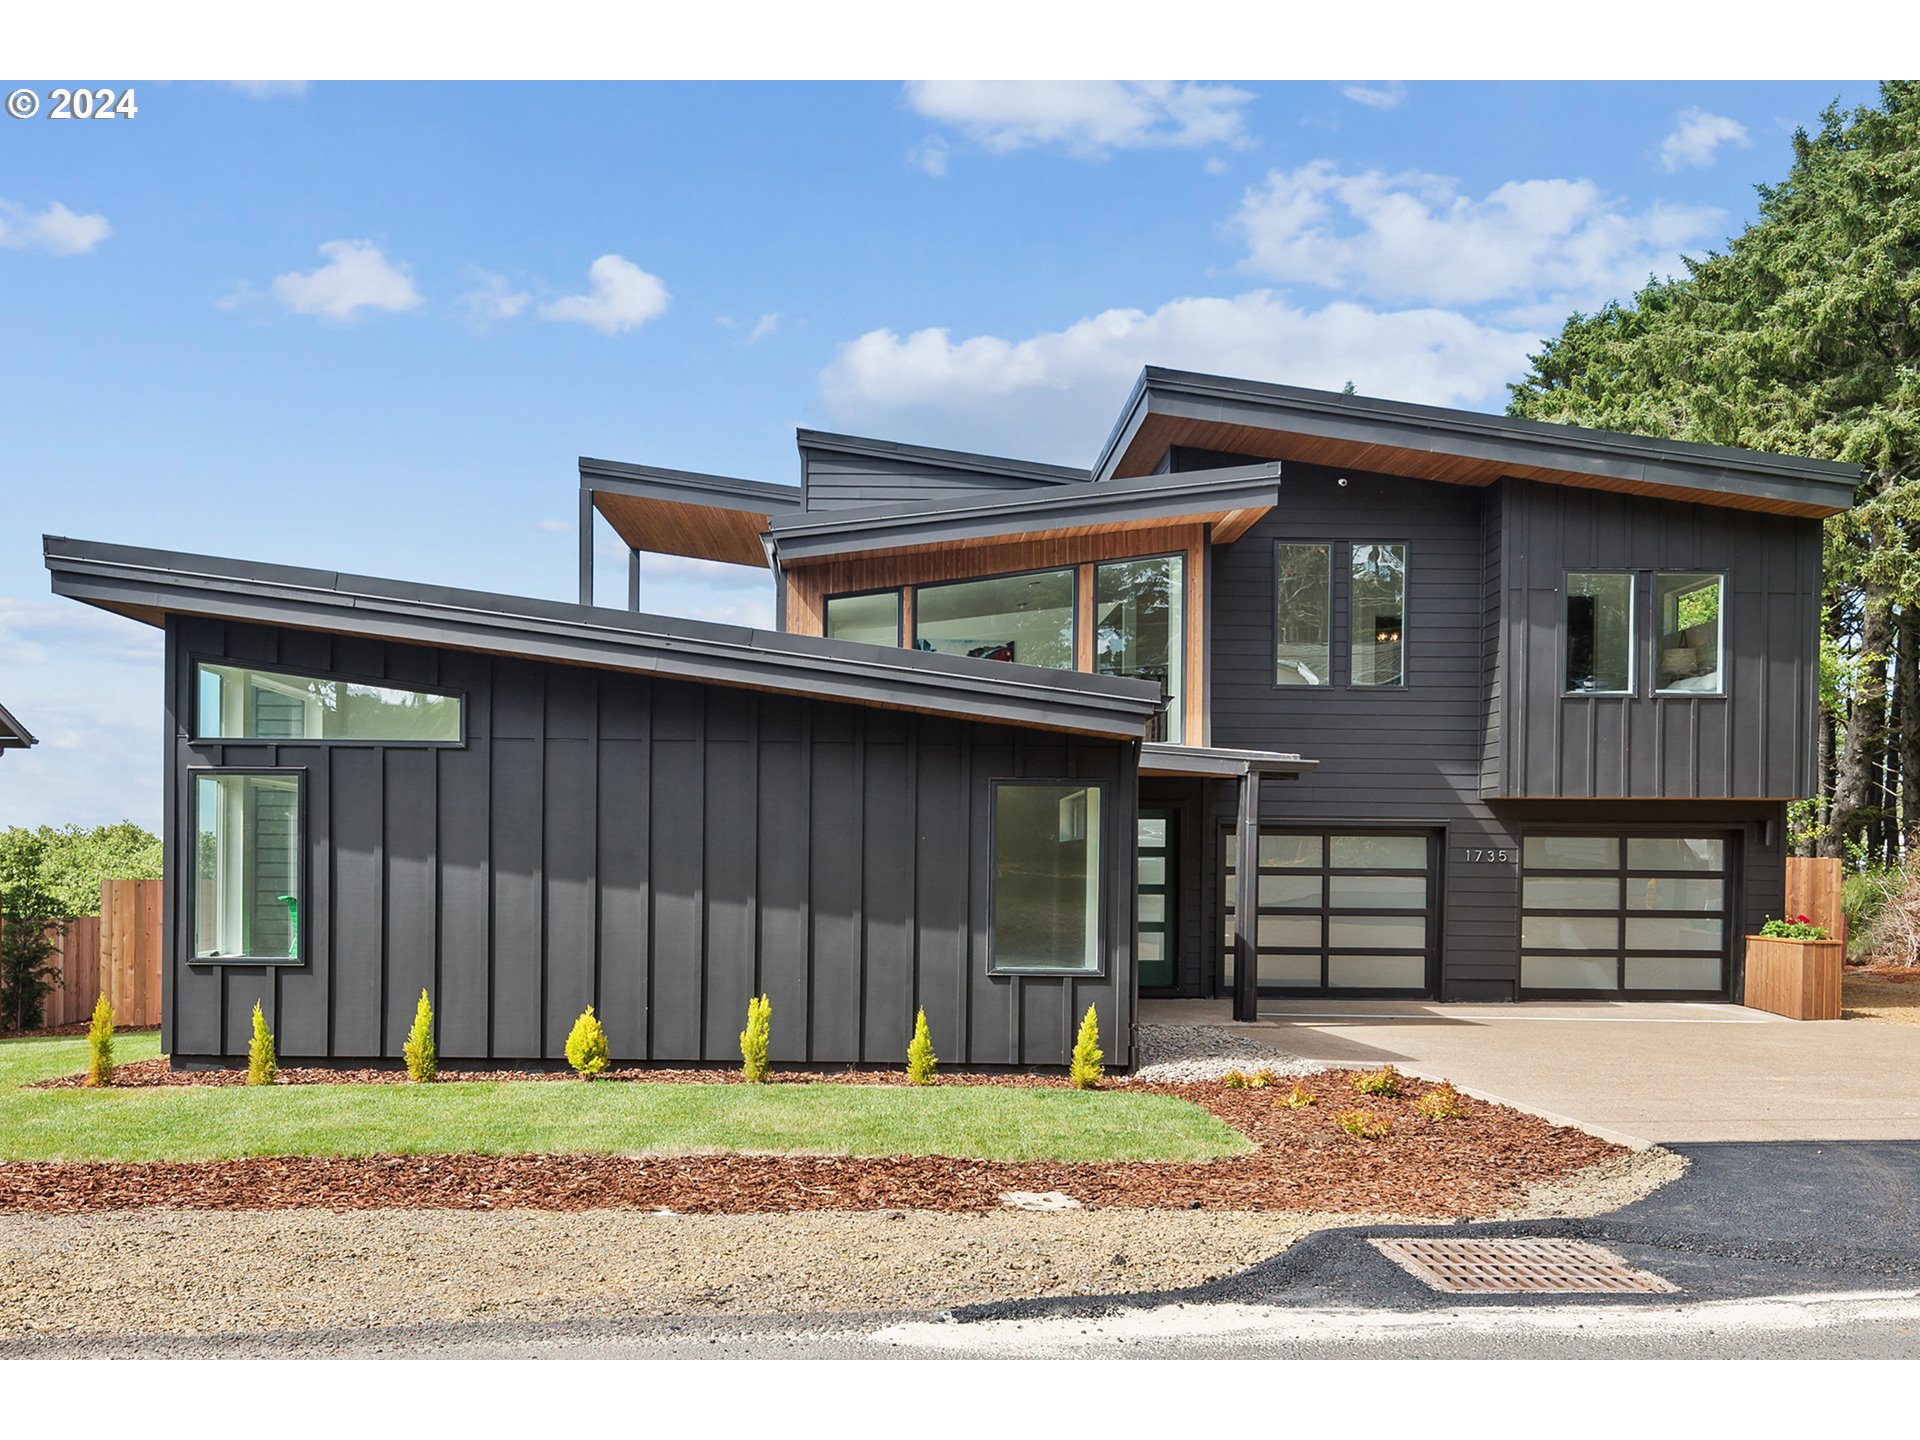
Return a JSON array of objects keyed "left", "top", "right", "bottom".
[
  {"left": 1222, "top": 829, "right": 1437, "bottom": 996},
  {"left": 1519, "top": 833, "right": 1734, "bottom": 999}
]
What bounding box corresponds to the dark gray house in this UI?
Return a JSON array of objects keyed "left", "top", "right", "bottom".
[
  {"left": 0, "top": 701, "right": 34, "bottom": 758},
  {"left": 46, "top": 366, "right": 1858, "bottom": 1069}
]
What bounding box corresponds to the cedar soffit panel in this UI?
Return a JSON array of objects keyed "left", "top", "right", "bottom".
[{"left": 592, "top": 491, "right": 774, "bottom": 568}]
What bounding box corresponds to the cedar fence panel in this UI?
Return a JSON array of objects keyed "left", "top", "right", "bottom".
[
  {"left": 22, "top": 878, "right": 162, "bottom": 1029},
  {"left": 1784, "top": 856, "right": 1846, "bottom": 945}
]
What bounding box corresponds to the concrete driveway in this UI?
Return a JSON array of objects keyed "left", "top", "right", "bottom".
[{"left": 1139, "top": 998, "right": 1920, "bottom": 1145}]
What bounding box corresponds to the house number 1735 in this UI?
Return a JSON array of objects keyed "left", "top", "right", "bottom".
[{"left": 1461, "top": 849, "right": 1512, "bottom": 864}]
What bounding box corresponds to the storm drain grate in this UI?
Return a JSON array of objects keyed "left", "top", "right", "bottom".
[{"left": 1370, "top": 1237, "right": 1678, "bottom": 1295}]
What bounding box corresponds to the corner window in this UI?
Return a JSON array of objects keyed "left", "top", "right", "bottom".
[
  {"left": 192, "top": 771, "right": 302, "bottom": 963},
  {"left": 989, "top": 781, "right": 1103, "bottom": 974},
  {"left": 1350, "top": 543, "right": 1406, "bottom": 687},
  {"left": 1655, "top": 574, "right": 1724, "bottom": 693},
  {"left": 1565, "top": 573, "right": 1635, "bottom": 694},
  {"left": 1274, "top": 542, "right": 1331, "bottom": 686},
  {"left": 916, "top": 568, "right": 1074, "bottom": 668},
  {"left": 824, "top": 590, "right": 901, "bottom": 646},
  {"left": 1095, "top": 554, "right": 1184, "bottom": 743},
  {"left": 195, "top": 662, "right": 462, "bottom": 742}
]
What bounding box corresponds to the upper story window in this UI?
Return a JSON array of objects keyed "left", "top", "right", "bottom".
[
  {"left": 1094, "top": 554, "right": 1184, "bottom": 743},
  {"left": 915, "top": 568, "right": 1074, "bottom": 668},
  {"left": 824, "top": 590, "right": 901, "bottom": 646},
  {"left": 1655, "top": 574, "right": 1724, "bottom": 694},
  {"left": 1350, "top": 543, "right": 1407, "bottom": 688},
  {"left": 194, "top": 662, "right": 462, "bottom": 743},
  {"left": 1274, "top": 542, "right": 1332, "bottom": 686},
  {"left": 1566, "top": 573, "right": 1635, "bottom": 694}
]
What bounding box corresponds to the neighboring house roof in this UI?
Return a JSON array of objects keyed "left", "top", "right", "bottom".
[
  {"left": 767, "top": 461, "right": 1282, "bottom": 565},
  {"left": 796, "top": 429, "right": 1091, "bottom": 488},
  {"left": 44, "top": 536, "right": 1167, "bottom": 740},
  {"left": 581, "top": 457, "right": 803, "bottom": 570},
  {"left": 0, "top": 700, "right": 35, "bottom": 755},
  {"left": 1093, "top": 367, "right": 1863, "bottom": 518}
]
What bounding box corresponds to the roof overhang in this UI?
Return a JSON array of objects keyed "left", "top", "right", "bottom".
[
  {"left": 1094, "top": 368, "right": 1862, "bottom": 520},
  {"left": 797, "top": 430, "right": 1090, "bottom": 488},
  {"left": 45, "top": 537, "right": 1167, "bottom": 741},
  {"left": 769, "top": 461, "right": 1281, "bottom": 566},
  {"left": 0, "top": 700, "right": 35, "bottom": 754},
  {"left": 1140, "top": 742, "right": 1315, "bottom": 779},
  {"left": 581, "top": 458, "right": 803, "bottom": 569}
]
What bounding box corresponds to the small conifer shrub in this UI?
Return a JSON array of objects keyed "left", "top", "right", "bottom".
[
  {"left": 1334, "top": 1108, "right": 1392, "bottom": 1140},
  {"left": 1221, "top": 1068, "right": 1250, "bottom": 1089},
  {"left": 906, "top": 1007, "right": 937, "bottom": 1085},
  {"left": 1414, "top": 1082, "right": 1470, "bottom": 1120},
  {"left": 403, "top": 989, "right": 437, "bottom": 1083},
  {"left": 1248, "top": 1067, "right": 1279, "bottom": 1089},
  {"left": 1069, "top": 1004, "right": 1103, "bottom": 1090},
  {"left": 740, "top": 994, "right": 771, "bottom": 1083},
  {"left": 247, "top": 1002, "right": 278, "bottom": 1086},
  {"left": 1277, "top": 1080, "right": 1317, "bottom": 1109},
  {"left": 84, "top": 993, "right": 115, "bottom": 1088},
  {"left": 1352, "top": 1064, "right": 1403, "bottom": 1098},
  {"left": 565, "top": 1006, "right": 610, "bottom": 1078}
]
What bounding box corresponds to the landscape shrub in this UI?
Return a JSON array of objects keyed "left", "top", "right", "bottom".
[
  {"left": 402, "top": 989, "right": 436, "bottom": 1082},
  {"left": 1413, "top": 1082, "right": 1470, "bottom": 1120},
  {"left": 1221, "top": 1068, "right": 1249, "bottom": 1089},
  {"left": 740, "top": 994, "right": 771, "bottom": 1083},
  {"left": 0, "top": 831, "right": 68, "bottom": 1032},
  {"left": 84, "top": 992, "right": 114, "bottom": 1088},
  {"left": 1334, "top": 1109, "right": 1392, "bottom": 1140},
  {"left": 1351, "top": 1065, "right": 1403, "bottom": 1098},
  {"left": 1850, "top": 856, "right": 1920, "bottom": 967},
  {"left": 565, "top": 1006, "right": 609, "bottom": 1078},
  {"left": 1223, "top": 1067, "right": 1280, "bottom": 1090},
  {"left": 1759, "top": 915, "right": 1829, "bottom": 940},
  {"left": 1069, "top": 1004, "right": 1103, "bottom": 1090},
  {"left": 906, "top": 1007, "right": 937, "bottom": 1085},
  {"left": 247, "top": 1002, "right": 277, "bottom": 1085},
  {"left": 1276, "top": 1080, "right": 1316, "bottom": 1109}
]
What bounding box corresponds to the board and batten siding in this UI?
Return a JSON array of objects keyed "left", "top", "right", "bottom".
[{"left": 162, "top": 616, "right": 1137, "bottom": 1068}]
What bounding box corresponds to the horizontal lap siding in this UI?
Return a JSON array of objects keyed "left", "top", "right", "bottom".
[
  {"left": 165, "top": 617, "right": 1132, "bottom": 1067},
  {"left": 801, "top": 452, "right": 1072, "bottom": 510}
]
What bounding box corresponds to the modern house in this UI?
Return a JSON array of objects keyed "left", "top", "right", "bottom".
[{"left": 45, "top": 367, "right": 1859, "bottom": 1070}]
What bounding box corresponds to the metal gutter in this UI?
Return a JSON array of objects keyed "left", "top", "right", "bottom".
[
  {"left": 578, "top": 457, "right": 805, "bottom": 513},
  {"left": 1139, "top": 742, "right": 1315, "bottom": 778}
]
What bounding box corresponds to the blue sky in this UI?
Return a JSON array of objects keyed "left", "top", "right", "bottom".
[{"left": 0, "top": 79, "right": 1880, "bottom": 830}]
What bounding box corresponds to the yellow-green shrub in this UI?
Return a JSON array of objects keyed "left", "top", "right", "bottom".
[
  {"left": 1334, "top": 1108, "right": 1391, "bottom": 1140},
  {"left": 1352, "top": 1064, "right": 1403, "bottom": 1098},
  {"left": 565, "top": 1005, "right": 609, "bottom": 1078},
  {"left": 1414, "top": 1082, "right": 1470, "bottom": 1120},
  {"left": 906, "top": 1007, "right": 937, "bottom": 1085},
  {"left": 84, "top": 993, "right": 114, "bottom": 1088},
  {"left": 247, "top": 1001, "right": 277, "bottom": 1086},
  {"left": 1069, "top": 1004, "right": 1103, "bottom": 1090},
  {"left": 1276, "top": 1080, "right": 1316, "bottom": 1109},
  {"left": 1221, "top": 1068, "right": 1250, "bottom": 1089},
  {"left": 740, "top": 994, "right": 771, "bottom": 1083},
  {"left": 403, "top": 989, "right": 436, "bottom": 1082}
]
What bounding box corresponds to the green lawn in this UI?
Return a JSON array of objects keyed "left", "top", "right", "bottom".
[{"left": 0, "top": 1033, "right": 1248, "bottom": 1165}]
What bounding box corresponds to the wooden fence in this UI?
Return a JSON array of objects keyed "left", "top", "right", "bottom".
[
  {"left": 1784, "top": 855, "right": 1846, "bottom": 946},
  {"left": 34, "top": 878, "right": 163, "bottom": 1029}
]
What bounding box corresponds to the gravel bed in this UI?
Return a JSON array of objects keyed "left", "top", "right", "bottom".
[{"left": 1129, "top": 1023, "right": 1326, "bottom": 1083}]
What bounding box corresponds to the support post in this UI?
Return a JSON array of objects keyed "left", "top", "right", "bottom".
[
  {"left": 577, "top": 488, "right": 595, "bottom": 607},
  {"left": 1232, "top": 768, "right": 1261, "bottom": 1022},
  {"left": 627, "top": 546, "right": 641, "bottom": 613}
]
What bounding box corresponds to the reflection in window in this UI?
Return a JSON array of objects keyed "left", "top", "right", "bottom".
[
  {"left": 1351, "top": 543, "right": 1406, "bottom": 687},
  {"left": 193, "top": 772, "right": 301, "bottom": 961},
  {"left": 1095, "top": 555, "right": 1184, "bottom": 742},
  {"left": 990, "top": 783, "right": 1102, "bottom": 973},
  {"left": 1656, "top": 573, "right": 1724, "bottom": 693},
  {"left": 824, "top": 591, "right": 901, "bottom": 646},
  {"left": 196, "top": 663, "right": 462, "bottom": 742},
  {"left": 916, "top": 569, "right": 1074, "bottom": 668},
  {"left": 1274, "top": 543, "right": 1331, "bottom": 686},
  {"left": 1566, "top": 573, "right": 1635, "bottom": 693}
]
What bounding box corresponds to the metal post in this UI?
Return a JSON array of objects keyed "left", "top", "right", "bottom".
[
  {"left": 627, "top": 545, "right": 641, "bottom": 613},
  {"left": 577, "top": 488, "right": 595, "bottom": 607},
  {"left": 1232, "top": 768, "right": 1262, "bottom": 1022}
]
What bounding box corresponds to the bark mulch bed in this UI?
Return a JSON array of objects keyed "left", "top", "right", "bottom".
[
  {"left": 0, "top": 1068, "right": 1620, "bottom": 1218},
  {"left": 3, "top": 1024, "right": 160, "bottom": 1041}
]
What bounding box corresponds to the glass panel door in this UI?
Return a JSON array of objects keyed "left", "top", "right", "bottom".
[{"left": 1138, "top": 809, "right": 1177, "bottom": 989}]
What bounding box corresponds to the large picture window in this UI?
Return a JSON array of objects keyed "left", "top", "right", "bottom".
[
  {"left": 1095, "top": 554, "right": 1184, "bottom": 742},
  {"left": 1565, "top": 573, "right": 1635, "bottom": 693},
  {"left": 1655, "top": 573, "right": 1724, "bottom": 694},
  {"left": 1350, "top": 543, "right": 1407, "bottom": 687},
  {"left": 195, "top": 662, "right": 462, "bottom": 742},
  {"left": 1274, "top": 542, "right": 1332, "bottom": 686},
  {"left": 989, "top": 781, "right": 1103, "bottom": 974},
  {"left": 192, "top": 770, "right": 302, "bottom": 963},
  {"left": 915, "top": 569, "right": 1074, "bottom": 668},
  {"left": 824, "top": 590, "right": 901, "bottom": 646}
]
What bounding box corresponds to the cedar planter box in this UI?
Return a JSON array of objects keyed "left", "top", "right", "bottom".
[{"left": 1743, "top": 936, "right": 1844, "bottom": 1020}]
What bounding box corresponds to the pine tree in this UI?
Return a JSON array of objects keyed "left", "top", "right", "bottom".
[
  {"left": 1069, "top": 1004, "right": 1104, "bottom": 1090},
  {"left": 247, "top": 1001, "right": 277, "bottom": 1085},
  {"left": 906, "top": 1007, "right": 937, "bottom": 1085},
  {"left": 402, "top": 988, "right": 436, "bottom": 1082},
  {"left": 739, "top": 994, "right": 771, "bottom": 1083},
  {"left": 84, "top": 992, "right": 114, "bottom": 1088},
  {"left": 565, "top": 1005, "right": 609, "bottom": 1078}
]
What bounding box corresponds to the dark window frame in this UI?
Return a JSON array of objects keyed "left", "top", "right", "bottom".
[
  {"left": 912, "top": 563, "right": 1080, "bottom": 669},
  {"left": 986, "top": 777, "right": 1110, "bottom": 978},
  {"left": 1093, "top": 549, "right": 1187, "bottom": 744},
  {"left": 1561, "top": 569, "right": 1638, "bottom": 697},
  {"left": 188, "top": 655, "right": 468, "bottom": 748},
  {"left": 822, "top": 585, "right": 905, "bottom": 647},
  {"left": 185, "top": 764, "right": 309, "bottom": 968},
  {"left": 1348, "top": 539, "right": 1411, "bottom": 690},
  {"left": 1270, "top": 538, "right": 1336, "bottom": 690}
]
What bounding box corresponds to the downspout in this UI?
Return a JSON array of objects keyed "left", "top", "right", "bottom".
[{"left": 1232, "top": 766, "right": 1262, "bottom": 1022}]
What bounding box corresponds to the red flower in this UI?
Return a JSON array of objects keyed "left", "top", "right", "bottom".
[{"left": 1795, "top": 914, "right": 1810, "bottom": 924}]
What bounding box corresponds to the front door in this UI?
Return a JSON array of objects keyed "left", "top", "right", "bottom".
[{"left": 1138, "top": 809, "right": 1178, "bottom": 990}]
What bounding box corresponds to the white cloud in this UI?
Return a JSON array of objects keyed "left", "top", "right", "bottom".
[
  {"left": 538, "top": 254, "right": 670, "bottom": 336},
  {"left": 819, "top": 290, "right": 1535, "bottom": 464},
  {"left": 460, "top": 268, "right": 531, "bottom": 323},
  {"left": 262, "top": 239, "right": 423, "bottom": 320},
  {"left": 0, "top": 199, "right": 112, "bottom": 256},
  {"left": 224, "top": 81, "right": 308, "bottom": 98},
  {"left": 1341, "top": 82, "right": 1407, "bottom": 110},
  {"left": 904, "top": 81, "right": 1254, "bottom": 159},
  {"left": 909, "top": 136, "right": 951, "bottom": 176},
  {"left": 1659, "top": 109, "right": 1751, "bottom": 171},
  {"left": 1229, "top": 161, "right": 1721, "bottom": 309},
  {"left": 747, "top": 312, "right": 779, "bottom": 345},
  {"left": 1204, "top": 156, "right": 1230, "bottom": 177}
]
